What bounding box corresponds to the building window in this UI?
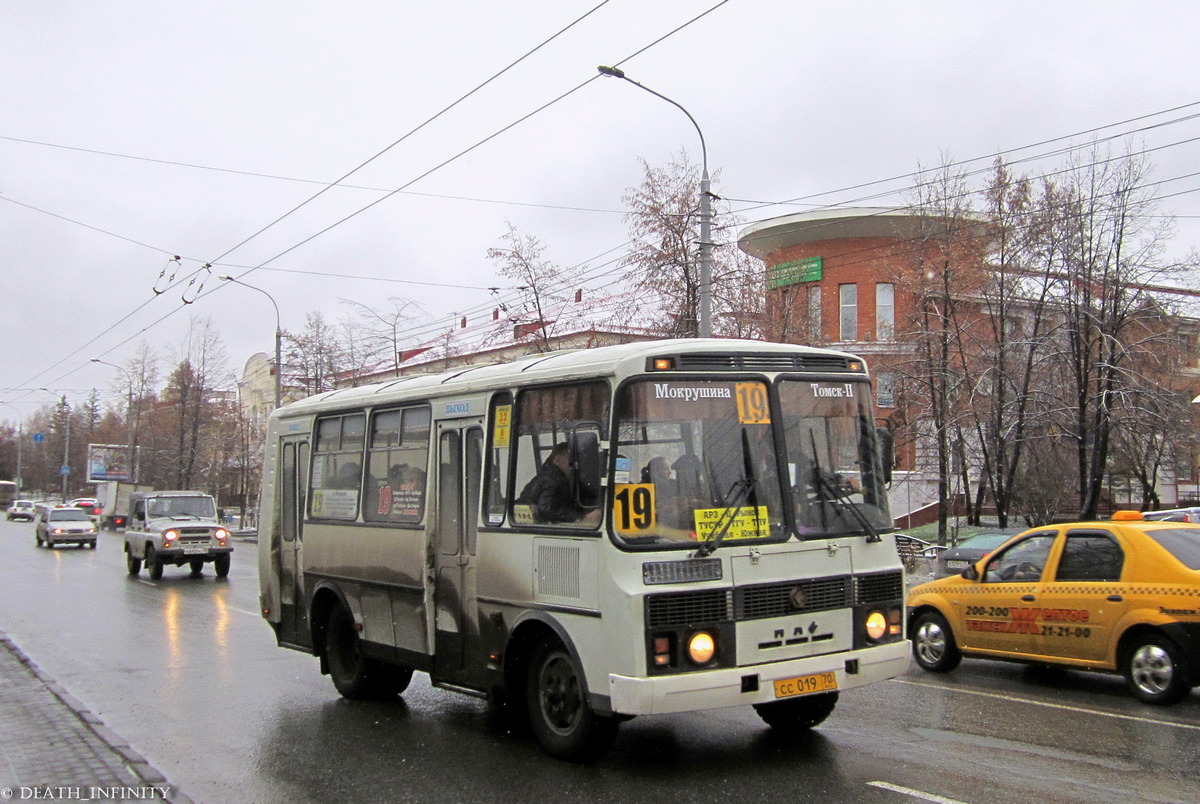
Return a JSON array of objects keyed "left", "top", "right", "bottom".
[
  {"left": 839, "top": 284, "right": 857, "bottom": 342},
  {"left": 876, "top": 283, "right": 894, "bottom": 340},
  {"left": 876, "top": 372, "right": 895, "bottom": 408},
  {"left": 808, "top": 285, "right": 822, "bottom": 342}
]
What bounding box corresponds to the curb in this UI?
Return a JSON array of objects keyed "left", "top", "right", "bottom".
[{"left": 0, "top": 631, "right": 193, "bottom": 804}]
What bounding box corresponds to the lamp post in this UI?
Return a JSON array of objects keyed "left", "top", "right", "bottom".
[
  {"left": 219, "top": 276, "right": 282, "bottom": 409},
  {"left": 91, "top": 358, "right": 139, "bottom": 484},
  {"left": 598, "top": 65, "right": 713, "bottom": 338}
]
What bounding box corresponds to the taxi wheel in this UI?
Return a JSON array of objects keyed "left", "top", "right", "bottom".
[
  {"left": 912, "top": 611, "right": 962, "bottom": 673},
  {"left": 754, "top": 691, "right": 838, "bottom": 732},
  {"left": 1124, "top": 634, "right": 1189, "bottom": 705}
]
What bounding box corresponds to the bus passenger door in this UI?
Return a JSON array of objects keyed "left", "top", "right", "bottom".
[
  {"left": 279, "top": 436, "right": 310, "bottom": 648},
  {"left": 433, "top": 420, "right": 484, "bottom": 687}
]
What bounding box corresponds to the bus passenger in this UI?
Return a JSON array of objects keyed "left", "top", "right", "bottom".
[{"left": 516, "top": 443, "right": 597, "bottom": 525}]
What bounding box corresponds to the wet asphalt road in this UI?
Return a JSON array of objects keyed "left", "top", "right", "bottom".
[{"left": 1, "top": 517, "right": 1198, "bottom": 803}]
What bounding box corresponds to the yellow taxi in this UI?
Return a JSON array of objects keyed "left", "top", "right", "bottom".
[{"left": 906, "top": 512, "right": 1200, "bottom": 704}]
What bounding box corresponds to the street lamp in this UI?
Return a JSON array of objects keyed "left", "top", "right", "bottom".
[
  {"left": 219, "top": 275, "right": 282, "bottom": 409},
  {"left": 597, "top": 65, "right": 713, "bottom": 338},
  {"left": 91, "top": 358, "right": 139, "bottom": 484}
]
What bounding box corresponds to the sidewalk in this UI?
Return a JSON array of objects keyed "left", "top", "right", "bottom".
[{"left": 0, "top": 631, "right": 189, "bottom": 802}]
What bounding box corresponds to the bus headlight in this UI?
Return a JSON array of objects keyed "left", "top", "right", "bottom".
[
  {"left": 865, "top": 610, "right": 888, "bottom": 641},
  {"left": 687, "top": 631, "right": 716, "bottom": 665}
]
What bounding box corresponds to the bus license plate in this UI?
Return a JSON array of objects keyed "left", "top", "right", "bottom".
[{"left": 773, "top": 671, "right": 838, "bottom": 699}]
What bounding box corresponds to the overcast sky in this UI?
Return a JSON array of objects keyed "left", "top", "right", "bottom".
[{"left": 3, "top": 0, "right": 1199, "bottom": 421}]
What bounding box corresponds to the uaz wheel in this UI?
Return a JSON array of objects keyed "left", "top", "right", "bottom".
[
  {"left": 214, "top": 553, "right": 231, "bottom": 578},
  {"left": 912, "top": 610, "right": 962, "bottom": 673},
  {"left": 126, "top": 550, "right": 141, "bottom": 576},
  {"left": 145, "top": 545, "right": 163, "bottom": 580}
]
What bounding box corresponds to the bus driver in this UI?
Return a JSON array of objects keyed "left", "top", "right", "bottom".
[{"left": 516, "top": 442, "right": 598, "bottom": 525}]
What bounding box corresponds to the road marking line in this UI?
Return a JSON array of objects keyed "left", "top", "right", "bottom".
[
  {"left": 868, "top": 781, "right": 968, "bottom": 803},
  {"left": 892, "top": 677, "right": 1200, "bottom": 731},
  {"left": 229, "top": 606, "right": 261, "bottom": 618}
]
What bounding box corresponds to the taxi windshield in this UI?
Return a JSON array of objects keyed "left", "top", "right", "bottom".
[
  {"left": 612, "top": 379, "right": 785, "bottom": 549},
  {"left": 777, "top": 379, "right": 891, "bottom": 537}
]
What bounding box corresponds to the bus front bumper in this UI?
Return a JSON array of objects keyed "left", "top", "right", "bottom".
[{"left": 606, "top": 640, "right": 910, "bottom": 716}]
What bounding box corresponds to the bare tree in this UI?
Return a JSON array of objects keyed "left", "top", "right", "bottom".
[
  {"left": 1050, "top": 143, "right": 1176, "bottom": 518},
  {"left": 157, "top": 318, "right": 230, "bottom": 489},
  {"left": 283, "top": 311, "right": 347, "bottom": 395},
  {"left": 340, "top": 297, "right": 423, "bottom": 374},
  {"left": 487, "top": 223, "right": 585, "bottom": 351},
  {"left": 620, "top": 151, "right": 759, "bottom": 337},
  {"left": 895, "top": 159, "right": 982, "bottom": 544}
]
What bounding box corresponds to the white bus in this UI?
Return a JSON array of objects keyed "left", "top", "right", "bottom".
[{"left": 258, "top": 339, "right": 908, "bottom": 760}]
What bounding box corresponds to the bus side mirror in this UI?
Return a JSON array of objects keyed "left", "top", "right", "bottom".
[
  {"left": 876, "top": 426, "right": 893, "bottom": 485},
  {"left": 570, "top": 430, "right": 602, "bottom": 507}
]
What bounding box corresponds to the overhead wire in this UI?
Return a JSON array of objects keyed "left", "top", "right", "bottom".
[{"left": 9, "top": 0, "right": 735, "bottom": 399}]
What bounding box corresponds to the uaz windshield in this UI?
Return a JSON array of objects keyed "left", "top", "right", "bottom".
[{"left": 147, "top": 496, "right": 216, "bottom": 519}]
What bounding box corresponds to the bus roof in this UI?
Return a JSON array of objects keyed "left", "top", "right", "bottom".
[{"left": 272, "top": 337, "right": 866, "bottom": 419}]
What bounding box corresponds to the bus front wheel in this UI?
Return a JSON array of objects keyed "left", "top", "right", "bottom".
[
  {"left": 753, "top": 691, "right": 838, "bottom": 733},
  {"left": 525, "top": 638, "right": 618, "bottom": 762}
]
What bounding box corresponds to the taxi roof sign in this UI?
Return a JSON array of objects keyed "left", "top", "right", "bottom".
[{"left": 1111, "top": 510, "right": 1144, "bottom": 521}]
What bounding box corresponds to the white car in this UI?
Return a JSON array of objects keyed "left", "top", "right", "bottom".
[{"left": 6, "top": 499, "right": 35, "bottom": 521}]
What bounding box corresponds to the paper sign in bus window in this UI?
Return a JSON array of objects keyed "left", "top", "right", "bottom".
[{"left": 693, "top": 505, "right": 770, "bottom": 541}]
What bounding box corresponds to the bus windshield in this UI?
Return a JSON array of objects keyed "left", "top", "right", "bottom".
[
  {"left": 778, "top": 379, "right": 891, "bottom": 537},
  {"left": 612, "top": 379, "right": 785, "bottom": 548}
]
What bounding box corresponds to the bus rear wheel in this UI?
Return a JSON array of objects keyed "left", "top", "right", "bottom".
[
  {"left": 525, "top": 637, "right": 618, "bottom": 762},
  {"left": 325, "top": 605, "right": 406, "bottom": 699},
  {"left": 754, "top": 691, "right": 838, "bottom": 733}
]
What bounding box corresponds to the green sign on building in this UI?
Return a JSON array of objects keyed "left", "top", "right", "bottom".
[{"left": 768, "top": 256, "right": 823, "bottom": 289}]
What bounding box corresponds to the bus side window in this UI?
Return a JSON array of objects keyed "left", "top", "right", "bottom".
[
  {"left": 483, "top": 393, "right": 513, "bottom": 526},
  {"left": 510, "top": 382, "right": 608, "bottom": 529}
]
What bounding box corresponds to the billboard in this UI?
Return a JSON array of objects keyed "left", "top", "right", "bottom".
[{"left": 87, "top": 444, "right": 134, "bottom": 483}]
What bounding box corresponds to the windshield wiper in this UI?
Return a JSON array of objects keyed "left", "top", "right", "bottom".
[
  {"left": 693, "top": 430, "right": 762, "bottom": 558},
  {"left": 809, "top": 431, "right": 881, "bottom": 543}
]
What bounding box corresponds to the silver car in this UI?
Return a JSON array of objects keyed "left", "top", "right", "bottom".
[
  {"left": 6, "top": 499, "right": 35, "bottom": 521},
  {"left": 34, "top": 507, "right": 98, "bottom": 549}
]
